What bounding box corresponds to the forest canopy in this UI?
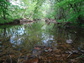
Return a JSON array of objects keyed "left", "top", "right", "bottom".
[{"left": 0, "top": 0, "right": 84, "bottom": 25}]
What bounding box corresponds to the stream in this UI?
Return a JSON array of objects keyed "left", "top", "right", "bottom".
[{"left": 0, "top": 21, "right": 84, "bottom": 63}]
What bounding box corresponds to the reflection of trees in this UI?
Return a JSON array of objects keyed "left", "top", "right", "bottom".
[
  {"left": 0, "top": 22, "right": 45, "bottom": 62},
  {"left": 52, "top": 27, "right": 84, "bottom": 51},
  {"left": 0, "top": 37, "right": 18, "bottom": 63},
  {"left": 0, "top": 22, "right": 44, "bottom": 49},
  {"left": 21, "top": 22, "right": 44, "bottom": 50},
  {"left": 0, "top": 28, "right": 7, "bottom": 36},
  {"left": 71, "top": 28, "right": 84, "bottom": 50},
  {"left": 0, "top": 22, "right": 84, "bottom": 62},
  {"left": 0, "top": 22, "right": 44, "bottom": 60},
  {"left": 3, "top": 28, "right": 6, "bottom": 36}
]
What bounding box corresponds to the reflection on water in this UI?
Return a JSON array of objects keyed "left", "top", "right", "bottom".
[{"left": 0, "top": 21, "right": 84, "bottom": 63}]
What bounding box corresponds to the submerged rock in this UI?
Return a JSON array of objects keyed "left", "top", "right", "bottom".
[{"left": 66, "top": 39, "right": 73, "bottom": 44}]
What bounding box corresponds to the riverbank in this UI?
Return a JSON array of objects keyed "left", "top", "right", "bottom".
[{"left": 0, "top": 18, "right": 34, "bottom": 25}]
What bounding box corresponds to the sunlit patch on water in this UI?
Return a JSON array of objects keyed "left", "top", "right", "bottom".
[
  {"left": 42, "top": 33, "right": 54, "bottom": 46},
  {"left": 66, "top": 39, "right": 73, "bottom": 44},
  {"left": 17, "top": 27, "right": 25, "bottom": 35}
]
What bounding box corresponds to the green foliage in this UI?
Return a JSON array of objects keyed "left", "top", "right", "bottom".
[
  {"left": 0, "top": 0, "right": 83, "bottom": 24},
  {"left": 0, "top": 18, "right": 13, "bottom": 24},
  {"left": 0, "top": 0, "right": 11, "bottom": 15},
  {"left": 54, "top": 0, "right": 84, "bottom": 23}
]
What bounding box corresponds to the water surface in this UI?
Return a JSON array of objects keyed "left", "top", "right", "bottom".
[{"left": 0, "top": 21, "right": 84, "bottom": 63}]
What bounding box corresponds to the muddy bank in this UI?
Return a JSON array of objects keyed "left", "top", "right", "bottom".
[{"left": 0, "top": 18, "right": 34, "bottom": 25}]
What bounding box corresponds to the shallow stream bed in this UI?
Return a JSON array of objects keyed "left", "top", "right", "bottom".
[{"left": 0, "top": 21, "right": 84, "bottom": 63}]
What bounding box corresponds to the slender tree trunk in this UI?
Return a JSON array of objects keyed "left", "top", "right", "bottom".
[
  {"left": 3, "top": 11, "right": 6, "bottom": 19},
  {"left": 3, "top": 28, "right": 6, "bottom": 36}
]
